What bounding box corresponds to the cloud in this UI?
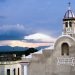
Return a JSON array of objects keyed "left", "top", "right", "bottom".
[
  {"left": 0, "top": 33, "right": 56, "bottom": 47},
  {"left": 0, "top": 0, "right": 64, "bottom": 40},
  {"left": 24, "top": 33, "right": 56, "bottom": 43},
  {"left": 0, "top": 40, "right": 50, "bottom": 48},
  {"left": 0, "top": 24, "right": 30, "bottom": 40}
]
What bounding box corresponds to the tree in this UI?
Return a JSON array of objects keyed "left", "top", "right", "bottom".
[{"left": 25, "top": 48, "right": 38, "bottom": 56}]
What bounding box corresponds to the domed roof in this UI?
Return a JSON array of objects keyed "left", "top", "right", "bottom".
[
  {"left": 64, "top": 9, "right": 75, "bottom": 19},
  {"left": 63, "top": 2, "right": 75, "bottom": 20}
]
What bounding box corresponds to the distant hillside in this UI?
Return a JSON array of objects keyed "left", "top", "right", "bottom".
[
  {"left": 0, "top": 45, "right": 50, "bottom": 52},
  {"left": 0, "top": 46, "right": 28, "bottom": 52}
]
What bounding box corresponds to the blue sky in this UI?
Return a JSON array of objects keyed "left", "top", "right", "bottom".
[{"left": 0, "top": 0, "right": 75, "bottom": 40}]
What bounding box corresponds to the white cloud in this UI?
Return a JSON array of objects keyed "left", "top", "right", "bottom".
[
  {"left": 0, "top": 40, "right": 50, "bottom": 48},
  {"left": 24, "top": 33, "right": 56, "bottom": 43},
  {"left": 0, "top": 24, "right": 25, "bottom": 32},
  {"left": 0, "top": 33, "right": 56, "bottom": 47}
]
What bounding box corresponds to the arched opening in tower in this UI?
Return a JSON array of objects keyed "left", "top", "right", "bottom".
[{"left": 61, "top": 43, "right": 69, "bottom": 56}]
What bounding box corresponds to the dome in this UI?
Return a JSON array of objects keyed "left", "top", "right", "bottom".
[
  {"left": 64, "top": 9, "right": 75, "bottom": 19},
  {"left": 63, "top": 2, "right": 75, "bottom": 20}
]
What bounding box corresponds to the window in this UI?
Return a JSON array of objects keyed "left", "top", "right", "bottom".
[
  {"left": 61, "top": 43, "right": 69, "bottom": 56},
  {"left": 69, "top": 22, "right": 72, "bottom": 27},
  {"left": 13, "top": 69, "right": 16, "bottom": 75},
  {"left": 65, "top": 22, "right": 68, "bottom": 27},
  {"left": 18, "top": 68, "right": 19, "bottom": 75},
  {"left": 7, "top": 69, "right": 10, "bottom": 75}
]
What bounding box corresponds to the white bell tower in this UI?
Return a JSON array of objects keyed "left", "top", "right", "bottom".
[{"left": 63, "top": 2, "right": 75, "bottom": 36}]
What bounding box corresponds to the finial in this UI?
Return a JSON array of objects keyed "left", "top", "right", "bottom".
[
  {"left": 68, "top": 2, "right": 71, "bottom": 6},
  {"left": 68, "top": 2, "right": 71, "bottom": 10}
]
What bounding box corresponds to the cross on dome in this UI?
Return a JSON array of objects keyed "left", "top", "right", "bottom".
[{"left": 68, "top": 2, "right": 71, "bottom": 10}]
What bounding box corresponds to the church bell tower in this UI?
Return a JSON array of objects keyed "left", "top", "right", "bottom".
[{"left": 63, "top": 2, "right": 75, "bottom": 36}]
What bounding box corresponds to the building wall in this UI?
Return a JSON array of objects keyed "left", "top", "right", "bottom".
[
  {"left": 50, "top": 36, "right": 75, "bottom": 75},
  {"left": 0, "top": 62, "right": 21, "bottom": 75},
  {"left": 27, "top": 51, "right": 53, "bottom": 75},
  {"left": 0, "top": 65, "right": 5, "bottom": 75},
  {"left": 26, "top": 35, "right": 75, "bottom": 75},
  {"left": 28, "top": 61, "right": 46, "bottom": 75}
]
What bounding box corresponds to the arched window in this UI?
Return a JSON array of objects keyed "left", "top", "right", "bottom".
[
  {"left": 69, "top": 22, "right": 72, "bottom": 27},
  {"left": 65, "top": 22, "right": 68, "bottom": 27},
  {"left": 61, "top": 43, "right": 69, "bottom": 56}
]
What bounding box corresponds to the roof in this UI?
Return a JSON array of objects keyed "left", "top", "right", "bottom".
[
  {"left": 64, "top": 10, "right": 75, "bottom": 19},
  {"left": 63, "top": 2, "right": 75, "bottom": 20}
]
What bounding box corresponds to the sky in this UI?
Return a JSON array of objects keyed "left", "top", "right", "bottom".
[{"left": 0, "top": 0, "right": 75, "bottom": 47}]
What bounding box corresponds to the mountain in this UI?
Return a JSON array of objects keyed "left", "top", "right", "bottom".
[
  {"left": 0, "top": 45, "right": 50, "bottom": 52},
  {"left": 0, "top": 46, "right": 28, "bottom": 52}
]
